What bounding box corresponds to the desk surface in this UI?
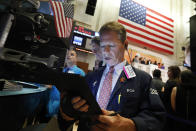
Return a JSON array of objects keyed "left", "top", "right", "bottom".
[{"left": 0, "top": 87, "right": 47, "bottom": 96}]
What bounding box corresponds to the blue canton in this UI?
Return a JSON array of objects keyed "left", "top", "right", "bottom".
[{"left": 119, "top": 0, "right": 146, "bottom": 26}]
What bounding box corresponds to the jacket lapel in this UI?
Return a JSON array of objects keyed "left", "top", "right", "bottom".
[{"left": 91, "top": 67, "right": 105, "bottom": 97}]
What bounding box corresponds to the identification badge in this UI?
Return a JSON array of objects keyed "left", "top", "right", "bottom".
[{"left": 123, "top": 65, "right": 136, "bottom": 79}]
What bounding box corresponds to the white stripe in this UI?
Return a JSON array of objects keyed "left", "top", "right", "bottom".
[
  {"left": 146, "top": 21, "right": 173, "bottom": 35},
  {"left": 66, "top": 18, "right": 69, "bottom": 37},
  {"left": 56, "top": 2, "right": 64, "bottom": 37},
  {"left": 68, "top": 19, "right": 73, "bottom": 37},
  {"left": 52, "top": 1, "right": 62, "bottom": 37},
  {"left": 67, "top": 18, "right": 71, "bottom": 37},
  {"left": 147, "top": 10, "right": 173, "bottom": 25},
  {"left": 119, "top": 17, "right": 174, "bottom": 41},
  {"left": 68, "top": 18, "right": 72, "bottom": 36},
  {"left": 146, "top": 16, "right": 173, "bottom": 30},
  {"left": 123, "top": 24, "right": 173, "bottom": 47},
  {"left": 59, "top": 3, "right": 66, "bottom": 38},
  {"left": 127, "top": 33, "right": 173, "bottom": 52}
]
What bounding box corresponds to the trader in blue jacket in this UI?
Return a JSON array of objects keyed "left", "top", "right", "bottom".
[{"left": 58, "top": 21, "right": 165, "bottom": 131}]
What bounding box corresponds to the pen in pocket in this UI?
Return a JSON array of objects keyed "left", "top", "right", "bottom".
[{"left": 118, "top": 93, "right": 121, "bottom": 104}]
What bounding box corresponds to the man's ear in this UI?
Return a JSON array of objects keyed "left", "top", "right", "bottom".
[{"left": 124, "top": 40, "right": 128, "bottom": 50}]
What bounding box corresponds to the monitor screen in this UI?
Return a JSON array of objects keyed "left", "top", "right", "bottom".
[
  {"left": 73, "top": 36, "right": 83, "bottom": 46},
  {"left": 95, "top": 32, "right": 99, "bottom": 37}
]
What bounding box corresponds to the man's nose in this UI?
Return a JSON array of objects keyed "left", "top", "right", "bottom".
[{"left": 103, "top": 46, "right": 110, "bottom": 52}]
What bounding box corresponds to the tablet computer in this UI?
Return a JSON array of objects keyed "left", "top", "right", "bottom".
[{"left": 55, "top": 73, "right": 102, "bottom": 119}]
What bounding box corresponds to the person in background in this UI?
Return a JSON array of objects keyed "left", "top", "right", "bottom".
[
  {"left": 153, "top": 60, "right": 157, "bottom": 65},
  {"left": 90, "top": 36, "right": 104, "bottom": 70},
  {"left": 168, "top": 44, "right": 196, "bottom": 131},
  {"left": 139, "top": 57, "right": 142, "bottom": 63},
  {"left": 152, "top": 69, "right": 165, "bottom": 95},
  {"left": 170, "top": 70, "right": 196, "bottom": 131},
  {"left": 58, "top": 21, "right": 165, "bottom": 131},
  {"left": 63, "top": 48, "right": 85, "bottom": 76},
  {"left": 146, "top": 58, "right": 152, "bottom": 65},
  {"left": 158, "top": 63, "right": 161, "bottom": 68},
  {"left": 132, "top": 55, "right": 139, "bottom": 63},
  {"left": 140, "top": 57, "right": 146, "bottom": 64},
  {"left": 161, "top": 63, "right": 165, "bottom": 69},
  {"left": 162, "top": 65, "right": 181, "bottom": 131}
]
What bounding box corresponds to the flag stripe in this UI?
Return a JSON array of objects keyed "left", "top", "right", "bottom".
[
  {"left": 118, "top": 19, "right": 173, "bottom": 43},
  {"left": 146, "top": 16, "right": 173, "bottom": 31},
  {"left": 127, "top": 36, "right": 173, "bottom": 54},
  {"left": 146, "top": 19, "right": 174, "bottom": 33},
  {"left": 66, "top": 18, "right": 70, "bottom": 36},
  {"left": 125, "top": 25, "right": 173, "bottom": 47},
  {"left": 57, "top": 2, "right": 65, "bottom": 37},
  {"left": 147, "top": 10, "right": 173, "bottom": 25},
  {"left": 145, "top": 24, "right": 173, "bottom": 38},
  {"left": 69, "top": 19, "right": 73, "bottom": 36},
  {"left": 146, "top": 21, "right": 173, "bottom": 35},
  {"left": 59, "top": 2, "right": 66, "bottom": 37},
  {"left": 146, "top": 14, "right": 173, "bottom": 28},
  {"left": 126, "top": 28, "right": 173, "bottom": 49},
  {"left": 55, "top": 2, "right": 64, "bottom": 37},
  {"left": 127, "top": 34, "right": 173, "bottom": 52},
  {"left": 50, "top": 1, "right": 61, "bottom": 37},
  {"left": 147, "top": 8, "right": 174, "bottom": 22}
]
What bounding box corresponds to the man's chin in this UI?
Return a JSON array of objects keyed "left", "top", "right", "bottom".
[{"left": 104, "top": 61, "right": 117, "bottom": 67}]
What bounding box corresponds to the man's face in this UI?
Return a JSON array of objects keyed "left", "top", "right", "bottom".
[
  {"left": 100, "top": 31, "right": 125, "bottom": 66},
  {"left": 90, "top": 42, "right": 103, "bottom": 60},
  {"left": 66, "top": 50, "right": 77, "bottom": 64}
]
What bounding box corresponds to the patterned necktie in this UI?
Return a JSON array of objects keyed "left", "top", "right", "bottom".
[{"left": 98, "top": 66, "right": 114, "bottom": 109}]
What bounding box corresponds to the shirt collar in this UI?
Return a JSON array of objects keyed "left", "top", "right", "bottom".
[{"left": 105, "top": 61, "right": 126, "bottom": 75}]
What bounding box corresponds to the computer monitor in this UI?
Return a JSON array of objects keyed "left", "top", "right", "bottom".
[{"left": 73, "top": 36, "right": 83, "bottom": 46}]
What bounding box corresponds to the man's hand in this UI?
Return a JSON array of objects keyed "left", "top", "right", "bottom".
[
  {"left": 91, "top": 109, "right": 136, "bottom": 131},
  {"left": 60, "top": 96, "right": 89, "bottom": 121},
  {"left": 71, "top": 96, "right": 89, "bottom": 112}
]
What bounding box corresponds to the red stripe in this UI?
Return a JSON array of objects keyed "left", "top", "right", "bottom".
[
  {"left": 145, "top": 25, "right": 173, "bottom": 38},
  {"left": 58, "top": 2, "right": 66, "bottom": 37},
  {"left": 147, "top": 8, "right": 174, "bottom": 22},
  {"left": 127, "top": 36, "right": 173, "bottom": 54},
  {"left": 146, "top": 19, "right": 174, "bottom": 33},
  {"left": 126, "top": 29, "right": 173, "bottom": 49},
  {"left": 54, "top": 1, "right": 63, "bottom": 37},
  {"left": 50, "top": 1, "right": 60, "bottom": 37},
  {"left": 118, "top": 19, "right": 173, "bottom": 43},
  {"left": 146, "top": 14, "right": 173, "bottom": 28}
]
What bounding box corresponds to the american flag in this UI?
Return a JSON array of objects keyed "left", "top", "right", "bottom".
[
  {"left": 118, "top": 0, "right": 174, "bottom": 55},
  {"left": 50, "top": 0, "right": 74, "bottom": 38}
]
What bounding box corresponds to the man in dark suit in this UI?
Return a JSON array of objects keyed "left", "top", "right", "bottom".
[
  {"left": 58, "top": 21, "right": 165, "bottom": 131},
  {"left": 152, "top": 69, "right": 165, "bottom": 94}
]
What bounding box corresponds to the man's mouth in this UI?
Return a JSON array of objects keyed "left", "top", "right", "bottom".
[{"left": 104, "top": 57, "right": 111, "bottom": 60}]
